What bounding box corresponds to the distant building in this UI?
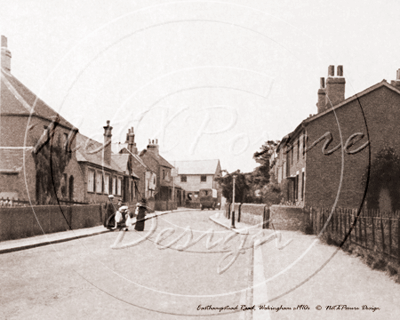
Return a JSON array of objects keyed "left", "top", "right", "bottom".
[
  {"left": 172, "top": 159, "right": 222, "bottom": 207},
  {"left": 139, "top": 139, "right": 178, "bottom": 209},
  {"left": 118, "top": 127, "right": 155, "bottom": 201},
  {"left": 272, "top": 65, "right": 400, "bottom": 210}
]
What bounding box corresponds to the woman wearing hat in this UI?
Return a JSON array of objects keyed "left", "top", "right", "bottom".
[
  {"left": 134, "top": 199, "right": 147, "bottom": 231},
  {"left": 104, "top": 195, "right": 116, "bottom": 229}
]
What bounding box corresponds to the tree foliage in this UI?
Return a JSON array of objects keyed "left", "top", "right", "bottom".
[
  {"left": 363, "top": 146, "right": 400, "bottom": 211},
  {"left": 252, "top": 140, "right": 279, "bottom": 187},
  {"left": 33, "top": 132, "right": 71, "bottom": 205},
  {"left": 215, "top": 171, "right": 249, "bottom": 203}
]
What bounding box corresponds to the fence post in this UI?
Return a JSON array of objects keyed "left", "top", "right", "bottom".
[
  {"left": 397, "top": 219, "right": 400, "bottom": 263},
  {"left": 381, "top": 217, "right": 385, "bottom": 254},
  {"left": 364, "top": 215, "right": 367, "bottom": 248},
  {"left": 388, "top": 219, "right": 392, "bottom": 257},
  {"left": 348, "top": 211, "right": 351, "bottom": 243}
]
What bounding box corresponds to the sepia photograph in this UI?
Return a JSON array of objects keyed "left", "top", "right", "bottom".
[{"left": 0, "top": 0, "right": 399, "bottom": 319}]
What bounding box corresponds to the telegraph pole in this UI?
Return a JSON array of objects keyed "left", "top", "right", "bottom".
[{"left": 231, "top": 175, "right": 237, "bottom": 228}]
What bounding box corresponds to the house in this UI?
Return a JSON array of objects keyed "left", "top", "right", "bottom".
[
  {"left": 0, "top": 35, "right": 85, "bottom": 204},
  {"left": 75, "top": 122, "right": 140, "bottom": 204},
  {"left": 172, "top": 159, "right": 222, "bottom": 207},
  {"left": 139, "top": 139, "right": 177, "bottom": 210},
  {"left": 272, "top": 65, "right": 400, "bottom": 211},
  {"left": 117, "top": 127, "right": 156, "bottom": 202}
]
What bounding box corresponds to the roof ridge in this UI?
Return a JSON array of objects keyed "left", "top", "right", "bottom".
[{"left": 1, "top": 70, "right": 33, "bottom": 113}]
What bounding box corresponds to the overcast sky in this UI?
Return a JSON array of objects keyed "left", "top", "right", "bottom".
[{"left": 1, "top": 0, "right": 399, "bottom": 172}]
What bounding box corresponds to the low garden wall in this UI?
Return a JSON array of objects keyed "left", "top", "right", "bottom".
[
  {"left": 270, "top": 205, "right": 307, "bottom": 232},
  {"left": 240, "top": 204, "right": 266, "bottom": 226},
  {"left": 0, "top": 205, "right": 102, "bottom": 241}
]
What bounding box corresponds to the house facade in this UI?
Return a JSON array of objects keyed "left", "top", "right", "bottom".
[
  {"left": 272, "top": 65, "right": 400, "bottom": 211},
  {"left": 172, "top": 159, "right": 222, "bottom": 207},
  {"left": 118, "top": 127, "right": 156, "bottom": 201},
  {"left": 76, "top": 122, "right": 139, "bottom": 205},
  {"left": 139, "top": 140, "right": 176, "bottom": 207},
  {"left": 0, "top": 35, "right": 85, "bottom": 204}
]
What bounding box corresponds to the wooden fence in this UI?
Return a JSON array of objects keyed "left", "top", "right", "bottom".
[{"left": 307, "top": 207, "right": 400, "bottom": 262}]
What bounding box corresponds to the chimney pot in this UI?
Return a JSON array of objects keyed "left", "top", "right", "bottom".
[
  {"left": 103, "top": 121, "right": 113, "bottom": 165},
  {"left": 1, "top": 35, "right": 12, "bottom": 72},
  {"left": 320, "top": 77, "right": 325, "bottom": 89},
  {"left": 328, "top": 65, "right": 335, "bottom": 77},
  {"left": 337, "top": 65, "right": 343, "bottom": 77},
  {"left": 1, "top": 35, "right": 7, "bottom": 47},
  {"left": 396, "top": 69, "right": 400, "bottom": 80}
]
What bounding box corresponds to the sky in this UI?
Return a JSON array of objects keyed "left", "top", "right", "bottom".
[{"left": 1, "top": 0, "right": 399, "bottom": 172}]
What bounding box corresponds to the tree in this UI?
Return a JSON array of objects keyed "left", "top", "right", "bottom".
[
  {"left": 33, "top": 130, "right": 72, "bottom": 205},
  {"left": 363, "top": 146, "right": 400, "bottom": 211},
  {"left": 251, "top": 140, "right": 279, "bottom": 188},
  {"left": 215, "top": 171, "right": 249, "bottom": 203}
]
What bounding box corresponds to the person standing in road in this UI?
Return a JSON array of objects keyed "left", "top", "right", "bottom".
[
  {"left": 134, "top": 199, "right": 147, "bottom": 232},
  {"left": 104, "top": 195, "right": 117, "bottom": 229}
]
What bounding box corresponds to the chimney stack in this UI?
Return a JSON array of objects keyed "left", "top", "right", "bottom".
[
  {"left": 390, "top": 68, "right": 400, "bottom": 89},
  {"left": 325, "top": 65, "right": 345, "bottom": 109},
  {"left": 128, "top": 127, "right": 138, "bottom": 154},
  {"left": 147, "top": 138, "right": 159, "bottom": 157},
  {"left": 103, "top": 120, "right": 113, "bottom": 165},
  {"left": 1, "top": 35, "right": 12, "bottom": 72},
  {"left": 316, "top": 77, "right": 326, "bottom": 113}
]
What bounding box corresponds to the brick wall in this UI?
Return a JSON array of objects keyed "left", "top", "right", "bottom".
[
  {"left": 305, "top": 85, "right": 400, "bottom": 209},
  {"left": 239, "top": 204, "right": 265, "bottom": 226},
  {"left": 0, "top": 204, "right": 102, "bottom": 241},
  {"left": 269, "top": 205, "right": 306, "bottom": 231}
]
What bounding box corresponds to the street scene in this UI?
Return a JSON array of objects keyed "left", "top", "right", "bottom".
[{"left": 2, "top": 0, "right": 400, "bottom": 319}]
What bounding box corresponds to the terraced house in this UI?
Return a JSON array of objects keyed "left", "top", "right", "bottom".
[{"left": 272, "top": 65, "right": 400, "bottom": 211}]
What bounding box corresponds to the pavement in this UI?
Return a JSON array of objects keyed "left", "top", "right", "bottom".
[
  {"left": 0, "top": 209, "right": 186, "bottom": 254},
  {"left": 210, "top": 212, "right": 271, "bottom": 320}
]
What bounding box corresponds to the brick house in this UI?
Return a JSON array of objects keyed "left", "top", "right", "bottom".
[
  {"left": 172, "top": 159, "right": 222, "bottom": 207},
  {"left": 272, "top": 65, "right": 400, "bottom": 210},
  {"left": 117, "top": 127, "right": 155, "bottom": 202},
  {"left": 75, "top": 122, "right": 139, "bottom": 204},
  {"left": 0, "top": 35, "right": 85, "bottom": 204},
  {"left": 139, "top": 140, "right": 176, "bottom": 207}
]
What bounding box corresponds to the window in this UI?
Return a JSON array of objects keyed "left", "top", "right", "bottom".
[
  {"left": 297, "top": 139, "right": 300, "bottom": 161},
  {"left": 181, "top": 175, "right": 187, "bottom": 182},
  {"left": 69, "top": 176, "right": 74, "bottom": 201},
  {"left": 301, "top": 171, "right": 305, "bottom": 200},
  {"left": 303, "top": 133, "right": 306, "bottom": 156},
  {"left": 96, "top": 171, "right": 102, "bottom": 193},
  {"left": 162, "top": 169, "right": 165, "bottom": 180},
  {"left": 112, "top": 177, "right": 117, "bottom": 195},
  {"left": 88, "top": 170, "right": 95, "bottom": 192},
  {"left": 104, "top": 174, "right": 110, "bottom": 194},
  {"left": 62, "top": 174, "right": 67, "bottom": 198},
  {"left": 117, "top": 178, "right": 122, "bottom": 196},
  {"left": 201, "top": 175, "right": 207, "bottom": 182}
]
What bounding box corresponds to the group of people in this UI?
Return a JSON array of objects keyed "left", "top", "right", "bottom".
[{"left": 103, "top": 194, "right": 147, "bottom": 231}]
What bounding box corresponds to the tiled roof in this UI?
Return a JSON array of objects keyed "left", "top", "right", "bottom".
[
  {"left": 172, "top": 159, "right": 220, "bottom": 175},
  {"left": 140, "top": 149, "right": 174, "bottom": 169},
  {"left": 0, "top": 147, "right": 32, "bottom": 172},
  {"left": 158, "top": 154, "right": 174, "bottom": 169},
  {"left": 1, "top": 69, "right": 75, "bottom": 129},
  {"left": 75, "top": 133, "right": 123, "bottom": 173},
  {"left": 112, "top": 154, "right": 139, "bottom": 179}
]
